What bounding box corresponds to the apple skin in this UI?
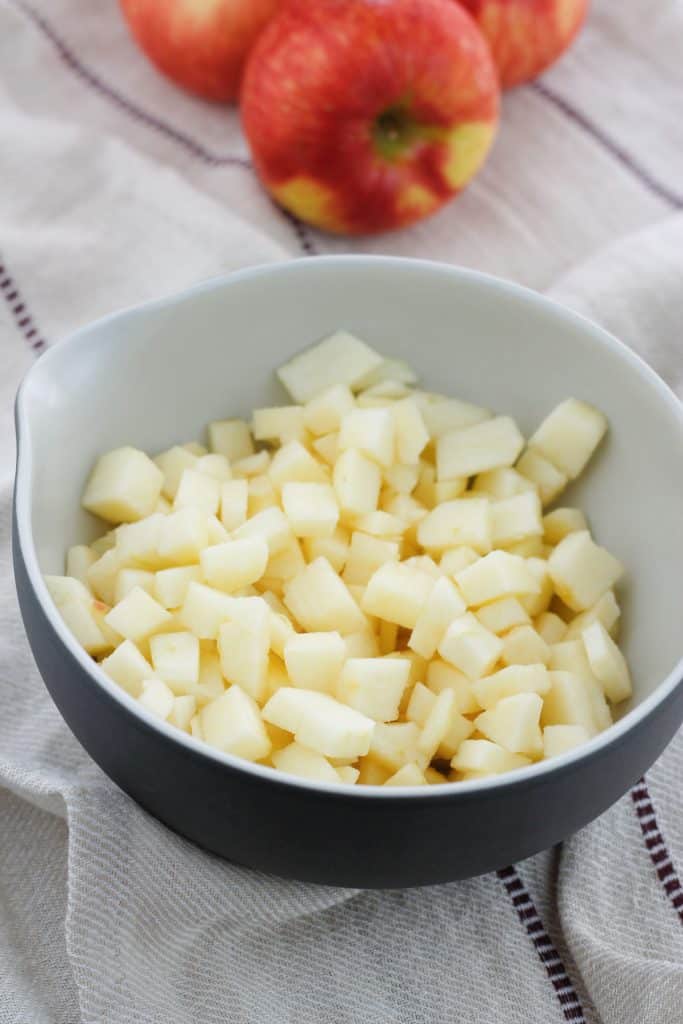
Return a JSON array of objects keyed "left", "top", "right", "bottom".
[
  {"left": 241, "top": 0, "right": 499, "bottom": 235},
  {"left": 119, "top": 0, "right": 281, "bottom": 102},
  {"left": 457, "top": 0, "right": 589, "bottom": 88}
]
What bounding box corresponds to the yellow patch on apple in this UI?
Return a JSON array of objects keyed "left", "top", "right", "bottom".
[{"left": 442, "top": 122, "right": 497, "bottom": 191}]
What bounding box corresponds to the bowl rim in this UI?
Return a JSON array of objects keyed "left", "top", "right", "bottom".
[{"left": 14, "top": 254, "right": 683, "bottom": 799}]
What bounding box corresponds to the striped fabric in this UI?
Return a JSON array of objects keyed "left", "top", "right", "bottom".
[{"left": 0, "top": 1, "right": 681, "bottom": 1021}]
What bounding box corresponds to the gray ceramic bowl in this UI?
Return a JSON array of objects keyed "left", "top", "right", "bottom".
[{"left": 13, "top": 256, "right": 683, "bottom": 888}]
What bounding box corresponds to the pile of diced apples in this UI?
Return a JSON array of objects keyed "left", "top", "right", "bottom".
[{"left": 45, "top": 330, "right": 631, "bottom": 788}]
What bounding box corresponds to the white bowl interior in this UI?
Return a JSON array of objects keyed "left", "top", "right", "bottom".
[{"left": 19, "top": 257, "right": 683, "bottom": 713}]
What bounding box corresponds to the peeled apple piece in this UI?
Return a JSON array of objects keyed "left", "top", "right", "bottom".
[
  {"left": 529, "top": 399, "right": 607, "bottom": 480},
  {"left": 263, "top": 688, "right": 375, "bottom": 759},
  {"left": 277, "top": 330, "right": 383, "bottom": 402}
]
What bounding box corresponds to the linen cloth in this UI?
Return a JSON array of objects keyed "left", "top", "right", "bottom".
[{"left": 1, "top": 1, "right": 682, "bottom": 1021}]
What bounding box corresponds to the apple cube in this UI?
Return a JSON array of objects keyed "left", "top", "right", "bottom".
[
  {"left": 173, "top": 468, "right": 221, "bottom": 517},
  {"left": 183, "top": 442, "right": 207, "bottom": 456},
  {"left": 86, "top": 549, "right": 120, "bottom": 605},
  {"left": 416, "top": 688, "right": 455, "bottom": 758},
  {"left": 303, "top": 526, "right": 350, "bottom": 575},
  {"left": 168, "top": 694, "right": 197, "bottom": 732},
  {"left": 529, "top": 398, "right": 607, "bottom": 480},
  {"left": 352, "top": 511, "right": 405, "bottom": 538},
  {"left": 104, "top": 586, "right": 171, "bottom": 644},
  {"left": 342, "top": 532, "right": 399, "bottom": 586},
  {"left": 472, "top": 664, "right": 550, "bottom": 709},
  {"left": 548, "top": 640, "right": 612, "bottom": 731},
  {"left": 200, "top": 538, "right": 269, "bottom": 592},
  {"left": 337, "top": 657, "right": 410, "bottom": 722},
  {"left": 154, "top": 565, "right": 202, "bottom": 609},
  {"left": 178, "top": 581, "right": 235, "bottom": 639},
  {"left": 284, "top": 557, "right": 366, "bottom": 634},
  {"left": 219, "top": 479, "right": 249, "bottom": 531},
  {"left": 451, "top": 740, "right": 530, "bottom": 776},
  {"left": 438, "top": 613, "right": 503, "bottom": 680},
  {"left": 357, "top": 757, "right": 392, "bottom": 785},
  {"left": 45, "top": 574, "right": 92, "bottom": 607},
  {"left": 277, "top": 330, "right": 382, "bottom": 402},
  {"left": 475, "top": 596, "right": 530, "bottom": 635},
  {"left": 116, "top": 514, "right": 166, "bottom": 569},
  {"left": 361, "top": 561, "right": 435, "bottom": 629},
  {"left": 455, "top": 550, "right": 540, "bottom": 607},
  {"left": 384, "top": 464, "right": 420, "bottom": 496},
  {"left": 534, "top": 611, "right": 567, "bottom": 645},
  {"left": 582, "top": 622, "right": 632, "bottom": 703},
  {"left": 195, "top": 648, "right": 227, "bottom": 703},
  {"left": 426, "top": 659, "right": 479, "bottom": 714},
  {"left": 390, "top": 398, "right": 429, "bottom": 464},
  {"left": 66, "top": 545, "right": 97, "bottom": 586},
  {"left": 262, "top": 688, "right": 374, "bottom": 759},
  {"left": 541, "top": 671, "right": 598, "bottom": 734},
  {"left": 436, "top": 706, "right": 475, "bottom": 760},
  {"left": 334, "top": 447, "right": 383, "bottom": 516},
  {"left": 232, "top": 450, "right": 270, "bottom": 478},
  {"left": 208, "top": 419, "right": 254, "bottom": 461},
  {"left": 206, "top": 516, "right": 229, "bottom": 546},
  {"left": 155, "top": 506, "right": 208, "bottom": 566},
  {"left": 344, "top": 627, "right": 380, "bottom": 658},
  {"left": 154, "top": 446, "right": 198, "bottom": 500},
  {"left": 439, "top": 546, "right": 479, "bottom": 577},
  {"left": 149, "top": 631, "right": 200, "bottom": 685},
  {"left": 474, "top": 692, "right": 543, "bottom": 757},
  {"left": 565, "top": 590, "right": 621, "bottom": 640},
  {"left": 82, "top": 446, "right": 163, "bottom": 524},
  {"left": 472, "top": 467, "right": 535, "bottom": 499},
  {"left": 114, "top": 569, "right": 156, "bottom": 604},
  {"left": 437, "top": 416, "right": 524, "bottom": 481},
  {"left": 516, "top": 449, "right": 567, "bottom": 506},
  {"left": 384, "top": 764, "right": 428, "bottom": 787},
  {"left": 543, "top": 725, "right": 590, "bottom": 759},
  {"left": 417, "top": 498, "right": 491, "bottom": 554},
  {"left": 267, "top": 609, "right": 296, "bottom": 660},
  {"left": 263, "top": 538, "right": 306, "bottom": 584},
  {"left": 338, "top": 407, "right": 395, "bottom": 468},
  {"left": 233, "top": 507, "right": 292, "bottom": 555},
  {"left": 303, "top": 384, "right": 355, "bottom": 436},
  {"left": 368, "top": 721, "right": 424, "bottom": 772},
  {"left": 284, "top": 631, "right": 346, "bottom": 693},
  {"left": 354, "top": 357, "right": 418, "bottom": 392},
  {"left": 402, "top": 555, "right": 441, "bottom": 579},
  {"left": 272, "top": 742, "right": 342, "bottom": 784},
  {"left": 519, "top": 558, "right": 554, "bottom": 616},
  {"left": 282, "top": 482, "right": 339, "bottom": 538},
  {"left": 90, "top": 530, "right": 117, "bottom": 556},
  {"left": 200, "top": 685, "right": 271, "bottom": 761},
  {"left": 190, "top": 715, "right": 203, "bottom": 740},
  {"left": 501, "top": 625, "right": 550, "bottom": 666},
  {"left": 543, "top": 507, "right": 588, "bottom": 545},
  {"left": 405, "top": 681, "right": 435, "bottom": 728},
  {"left": 312, "top": 433, "right": 339, "bottom": 466},
  {"left": 381, "top": 493, "right": 427, "bottom": 531},
  {"left": 505, "top": 537, "right": 548, "bottom": 559},
  {"left": 490, "top": 492, "right": 543, "bottom": 548},
  {"left": 247, "top": 476, "right": 278, "bottom": 516},
  {"left": 269, "top": 440, "right": 329, "bottom": 489},
  {"left": 549, "top": 531, "right": 624, "bottom": 612},
  {"left": 100, "top": 639, "right": 153, "bottom": 697},
  {"left": 252, "top": 405, "right": 306, "bottom": 445},
  {"left": 422, "top": 398, "right": 490, "bottom": 438},
  {"left": 138, "top": 678, "right": 175, "bottom": 720},
  {"left": 194, "top": 454, "right": 231, "bottom": 484},
  {"left": 408, "top": 576, "right": 466, "bottom": 659},
  {"left": 57, "top": 596, "right": 112, "bottom": 656},
  {"left": 217, "top": 597, "right": 270, "bottom": 703}
]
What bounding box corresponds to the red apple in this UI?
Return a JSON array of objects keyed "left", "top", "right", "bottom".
[
  {"left": 457, "top": 0, "right": 589, "bottom": 88},
  {"left": 241, "top": 0, "right": 499, "bottom": 235},
  {"left": 119, "top": 0, "right": 280, "bottom": 102}
]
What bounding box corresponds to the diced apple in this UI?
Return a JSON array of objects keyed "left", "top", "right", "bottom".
[
  {"left": 178, "top": 581, "right": 235, "bottom": 639},
  {"left": 154, "top": 565, "right": 202, "bottom": 609},
  {"left": 168, "top": 694, "right": 197, "bottom": 731},
  {"left": 281, "top": 482, "right": 339, "bottom": 538},
  {"left": 529, "top": 398, "right": 607, "bottom": 480},
  {"left": 303, "top": 384, "right": 355, "bottom": 436},
  {"left": 474, "top": 692, "right": 543, "bottom": 757},
  {"left": 516, "top": 449, "right": 567, "bottom": 506},
  {"left": 233, "top": 507, "right": 292, "bottom": 556},
  {"left": 471, "top": 663, "right": 550, "bottom": 709},
  {"left": 426, "top": 660, "right": 479, "bottom": 714},
  {"left": 149, "top": 631, "right": 200, "bottom": 685},
  {"left": 114, "top": 568, "right": 156, "bottom": 603},
  {"left": 154, "top": 446, "right": 199, "bottom": 500},
  {"left": 337, "top": 657, "right": 410, "bottom": 722},
  {"left": 208, "top": 419, "right": 254, "bottom": 461},
  {"left": 200, "top": 685, "right": 271, "bottom": 761},
  {"left": 138, "top": 678, "right": 175, "bottom": 720},
  {"left": 86, "top": 549, "right": 120, "bottom": 605},
  {"left": 268, "top": 440, "right": 328, "bottom": 490},
  {"left": 384, "top": 764, "right": 428, "bottom": 787},
  {"left": 565, "top": 590, "right": 621, "bottom": 640},
  {"left": 381, "top": 493, "right": 428, "bottom": 530},
  {"left": 543, "top": 724, "right": 590, "bottom": 758},
  {"left": 422, "top": 398, "right": 490, "bottom": 438},
  {"left": 157, "top": 506, "right": 208, "bottom": 566},
  {"left": 361, "top": 561, "right": 435, "bottom": 629},
  {"left": 439, "top": 547, "right": 479, "bottom": 577},
  {"left": 519, "top": 558, "right": 554, "bottom": 617},
  {"left": 284, "top": 631, "right": 346, "bottom": 693},
  {"left": 195, "top": 455, "right": 231, "bottom": 484},
  {"left": 272, "top": 742, "right": 342, "bottom": 783},
  {"left": 190, "top": 714, "right": 203, "bottom": 740},
  {"left": 263, "top": 538, "right": 306, "bottom": 585},
  {"left": 472, "top": 467, "right": 536, "bottom": 499},
  {"left": 207, "top": 515, "right": 230, "bottom": 545},
  {"left": 389, "top": 398, "right": 429, "bottom": 465},
  {"left": 342, "top": 532, "right": 399, "bottom": 586},
  {"left": 369, "top": 721, "right": 424, "bottom": 772},
  {"left": 311, "top": 433, "right": 339, "bottom": 466},
  {"left": 232, "top": 451, "right": 270, "bottom": 478},
  {"left": 217, "top": 597, "right": 270, "bottom": 703},
  {"left": 455, "top": 550, "right": 540, "bottom": 607},
  {"left": 357, "top": 757, "right": 392, "bottom": 785},
  {"left": 183, "top": 442, "right": 208, "bottom": 456},
  {"left": 156, "top": 496, "right": 172, "bottom": 515},
  {"left": 104, "top": 586, "right": 171, "bottom": 644},
  {"left": 284, "top": 557, "right": 366, "bottom": 634},
  {"left": 408, "top": 576, "right": 466, "bottom": 659},
  {"left": 490, "top": 492, "right": 543, "bottom": 548},
  {"left": 505, "top": 536, "right": 548, "bottom": 559},
  {"left": 252, "top": 405, "right": 306, "bottom": 445},
  {"left": 82, "top": 446, "right": 163, "bottom": 524},
  {"left": 173, "top": 468, "right": 221, "bottom": 517},
  {"left": 200, "top": 538, "right": 269, "bottom": 593},
  {"left": 382, "top": 464, "right": 419, "bottom": 497},
  {"left": 354, "top": 357, "right": 418, "bottom": 392},
  {"left": 534, "top": 611, "right": 567, "bottom": 645},
  {"left": 417, "top": 498, "right": 491, "bottom": 554},
  {"left": 438, "top": 613, "right": 503, "bottom": 680},
  {"left": 543, "top": 507, "right": 588, "bottom": 545},
  {"left": 549, "top": 531, "right": 624, "bottom": 612},
  {"left": 91, "top": 531, "right": 117, "bottom": 556},
  {"left": 582, "top": 622, "right": 632, "bottom": 703},
  {"left": 66, "top": 546, "right": 96, "bottom": 586},
  {"left": 45, "top": 574, "right": 92, "bottom": 607},
  {"left": 501, "top": 625, "right": 550, "bottom": 667},
  {"left": 338, "top": 407, "right": 395, "bottom": 468},
  {"left": 219, "top": 479, "right": 249, "bottom": 531},
  {"left": 548, "top": 640, "right": 612, "bottom": 731},
  {"left": 475, "top": 596, "right": 530, "bottom": 635},
  {"left": 344, "top": 627, "right": 380, "bottom": 658},
  {"left": 352, "top": 512, "right": 405, "bottom": 540},
  {"left": 437, "top": 417, "right": 524, "bottom": 481},
  {"left": 100, "top": 639, "right": 153, "bottom": 697},
  {"left": 541, "top": 671, "right": 598, "bottom": 735},
  {"left": 116, "top": 514, "right": 166, "bottom": 569},
  {"left": 303, "top": 526, "right": 350, "bottom": 575},
  {"left": 277, "top": 330, "right": 382, "bottom": 402},
  {"left": 56, "top": 596, "right": 111, "bottom": 656},
  {"left": 405, "top": 681, "right": 435, "bottom": 728},
  {"left": 263, "top": 688, "right": 374, "bottom": 759},
  {"left": 451, "top": 739, "right": 530, "bottom": 776},
  {"left": 332, "top": 449, "right": 382, "bottom": 518}
]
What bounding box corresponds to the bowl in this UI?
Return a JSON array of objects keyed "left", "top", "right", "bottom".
[{"left": 13, "top": 256, "right": 683, "bottom": 888}]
